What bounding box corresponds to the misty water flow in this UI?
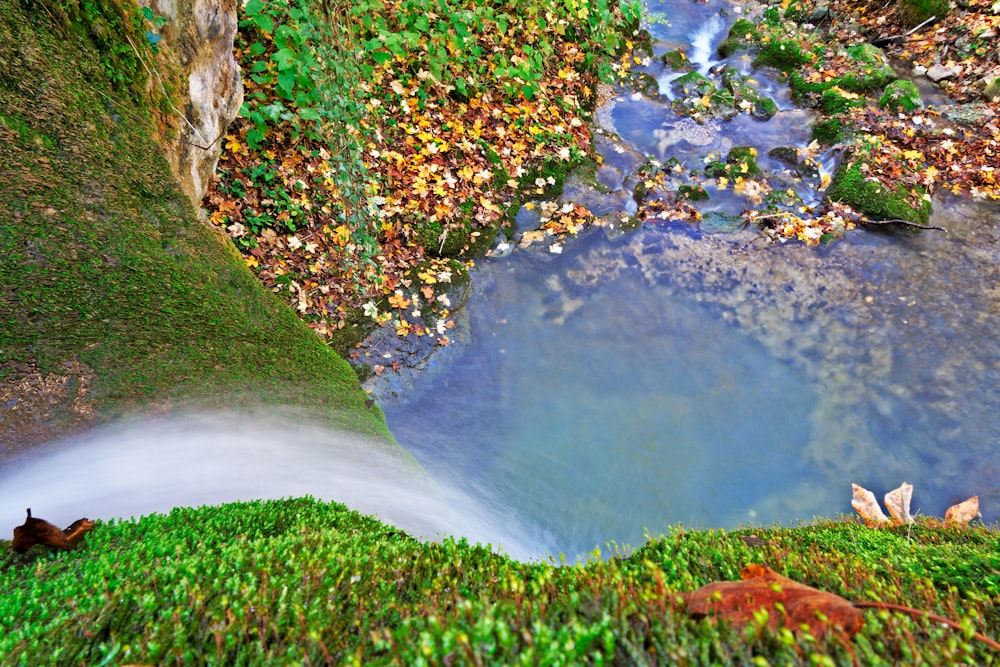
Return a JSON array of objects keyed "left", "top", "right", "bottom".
[
  {"left": 377, "top": 0, "right": 1000, "bottom": 558},
  {"left": 0, "top": 413, "right": 545, "bottom": 560}
]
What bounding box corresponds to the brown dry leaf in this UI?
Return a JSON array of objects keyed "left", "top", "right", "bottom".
[
  {"left": 884, "top": 482, "right": 914, "bottom": 525},
  {"left": 851, "top": 483, "right": 890, "bottom": 527},
  {"left": 944, "top": 496, "right": 980, "bottom": 525},
  {"left": 12, "top": 508, "right": 94, "bottom": 553},
  {"left": 682, "top": 564, "right": 865, "bottom": 638}
]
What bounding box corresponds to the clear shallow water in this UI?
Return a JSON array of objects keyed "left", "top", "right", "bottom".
[
  {"left": 372, "top": 0, "right": 1000, "bottom": 559},
  {"left": 382, "top": 199, "right": 1000, "bottom": 559}
]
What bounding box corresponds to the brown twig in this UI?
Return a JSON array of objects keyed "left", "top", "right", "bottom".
[
  {"left": 852, "top": 600, "right": 1000, "bottom": 652},
  {"left": 860, "top": 218, "right": 946, "bottom": 231}
]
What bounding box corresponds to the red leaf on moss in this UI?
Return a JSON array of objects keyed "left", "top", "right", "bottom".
[{"left": 681, "top": 564, "right": 865, "bottom": 638}]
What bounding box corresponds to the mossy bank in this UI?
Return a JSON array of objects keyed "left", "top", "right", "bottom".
[
  {"left": 1, "top": 497, "right": 998, "bottom": 664},
  {"left": 0, "top": 0, "right": 393, "bottom": 455}
]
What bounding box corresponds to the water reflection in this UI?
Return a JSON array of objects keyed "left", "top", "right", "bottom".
[
  {"left": 377, "top": 0, "right": 999, "bottom": 558},
  {"left": 379, "top": 196, "right": 1000, "bottom": 558}
]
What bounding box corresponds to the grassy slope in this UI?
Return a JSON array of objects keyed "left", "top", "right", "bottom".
[
  {"left": 0, "top": 498, "right": 997, "bottom": 664},
  {"left": 0, "top": 0, "right": 391, "bottom": 444}
]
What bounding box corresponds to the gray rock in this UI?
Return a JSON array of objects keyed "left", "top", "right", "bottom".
[
  {"left": 148, "top": 0, "right": 244, "bottom": 211},
  {"left": 925, "top": 63, "right": 962, "bottom": 82}
]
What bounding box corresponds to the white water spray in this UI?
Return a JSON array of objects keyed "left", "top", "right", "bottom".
[
  {"left": 689, "top": 14, "right": 724, "bottom": 75},
  {"left": 0, "top": 411, "right": 549, "bottom": 561}
]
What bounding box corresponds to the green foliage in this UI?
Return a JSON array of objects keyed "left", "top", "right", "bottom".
[
  {"left": 1, "top": 500, "right": 997, "bottom": 665},
  {"left": 236, "top": 0, "right": 380, "bottom": 260}
]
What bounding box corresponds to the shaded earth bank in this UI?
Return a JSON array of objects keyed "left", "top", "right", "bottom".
[{"left": 0, "top": 0, "right": 394, "bottom": 459}]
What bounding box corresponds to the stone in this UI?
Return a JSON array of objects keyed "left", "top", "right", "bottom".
[
  {"left": 925, "top": 63, "right": 962, "bottom": 82},
  {"left": 141, "top": 0, "right": 244, "bottom": 211},
  {"left": 982, "top": 76, "right": 1000, "bottom": 102}
]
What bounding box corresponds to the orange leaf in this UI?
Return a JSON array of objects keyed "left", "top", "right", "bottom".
[{"left": 682, "top": 565, "right": 865, "bottom": 638}]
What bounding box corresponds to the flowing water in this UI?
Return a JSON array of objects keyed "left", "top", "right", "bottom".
[
  {"left": 3, "top": 0, "right": 998, "bottom": 563},
  {"left": 0, "top": 412, "right": 543, "bottom": 560}
]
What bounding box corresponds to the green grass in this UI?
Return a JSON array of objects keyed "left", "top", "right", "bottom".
[
  {"left": 0, "top": 0, "right": 393, "bottom": 443},
  {"left": 1, "top": 497, "right": 997, "bottom": 665}
]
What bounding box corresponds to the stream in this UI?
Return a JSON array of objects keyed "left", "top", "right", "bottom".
[{"left": 370, "top": 0, "right": 1000, "bottom": 558}]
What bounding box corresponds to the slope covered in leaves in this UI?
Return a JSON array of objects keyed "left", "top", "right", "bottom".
[
  {"left": 204, "top": 0, "right": 640, "bottom": 349},
  {"left": 1, "top": 498, "right": 998, "bottom": 664}
]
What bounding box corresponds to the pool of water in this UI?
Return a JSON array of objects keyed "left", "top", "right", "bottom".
[
  {"left": 381, "top": 197, "right": 1000, "bottom": 559},
  {"left": 376, "top": 0, "right": 1000, "bottom": 559}
]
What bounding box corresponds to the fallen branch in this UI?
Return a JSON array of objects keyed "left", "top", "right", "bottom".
[
  {"left": 861, "top": 218, "right": 947, "bottom": 231},
  {"left": 871, "top": 16, "right": 937, "bottom": 48},
  {"left": 853, "top": 601, "right": 1000, "bottom": 652}
]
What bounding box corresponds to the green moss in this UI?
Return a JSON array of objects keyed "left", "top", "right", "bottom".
[
  {"left": 839, "top": 43, "right": 897, "bottom": 93},
  {"left": 0, "top": 0, "right": 393, "bottom": 444},
  {"left": 721, "top": 67, "right": 778, "bottom": 120},
  {"left": 821, "top": 87, "right": 866, "bottom": 114},
  {"left": 659, "top": 49, "right": 691, "bottom": 71},
  {"left": 879, "top": 79, "right": 923, "bottom": 112},
  {"left": 900, "top": 0, "right": 950, "bottom": 28},
  {"left": 825, "top": 158, "right": 932, "bottom": 225},
  {"left": 812, "top": 117, "right": 846, "bottom": 144},
  {"left": 1, "top": 498, "right": 997, "bottom": 664},
  {"left": 755, "top": 38, "right": 814, "bottom": 71},
  {"left": 670, "top": 71, "right": 715, "bottom": 96},
  {"left": 717, "top": 18, "right": 758, "bottom": 58}
]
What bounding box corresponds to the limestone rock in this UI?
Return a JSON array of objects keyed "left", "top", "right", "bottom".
[
  {"left": 925, "top": 63, "right": 962, "bottom": 82},
  {"left": 140, "top": 0, "right": 244, "bottom": 212}
]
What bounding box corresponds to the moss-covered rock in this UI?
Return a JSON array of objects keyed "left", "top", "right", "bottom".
[
  {"left": 660, "top": 49, "right": 692, "bottom": 72},
  {"left": 825, "top": 157, "right": 932, "bottom": 225},
  {"left": 717, "top": 19, "right": 759, "bottom": 58},
  {"left": 2, "top": 498, "right": 998, "bottom": 664},
  {"left": 721, "top": 67, "right": 778, "bottom": 120},
  {"left": 900, "top": 0, "right": 950, "bottom": 28},
  {"left": 820, "top": 86, "right": 866, "bottom": 114},
  {"left": 670, "top": 71, "right": 716, "bottom": 97},
  {"left": 755, "top": 37, "right": 815, "bottom": 71},
  {"left": 879, "top": 79, "right": 924, "bottom": 112},
  {"left": 707, "top": 146, "right": 762, "bottom": 179},
  {"left": 839, "top": 43, "right": 897, "bottom": 93}
]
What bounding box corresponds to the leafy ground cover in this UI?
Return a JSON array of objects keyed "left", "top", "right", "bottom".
[
  {"left": 204, "top": 0, "right": 641, "bottom": 352},
  {"left": 700, "top": 0, "right": 1000, "bottom": 244},
  {"left": 1, "top": 497, "right": 997, "bottom": 664}
]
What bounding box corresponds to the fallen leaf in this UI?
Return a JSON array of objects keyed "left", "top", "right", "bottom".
[
  {"left": 944, "top": 496, "right": 979, "bottom": 525},
  {"left": 682, "top": 564, "right": 865, "bottom": 638},
  {"left": 12, "top": 508, "right": 94, "bottom": 553},
  {"left": 851, "top": 483, "right": 890, "bottom": 527},
  {"left": 883, "top": 482, "right": 914, "bottom": 525}
]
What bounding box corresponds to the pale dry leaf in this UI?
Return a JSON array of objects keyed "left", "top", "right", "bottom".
[
  {"left": 944, "top": 496, "right": 979, "bottom": 525},
  {"left": 852, "top": 483, "right": 890, "bottom": 526},
  {"left": 884, "top": 482, "right": 915, "bottom": 525}
]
